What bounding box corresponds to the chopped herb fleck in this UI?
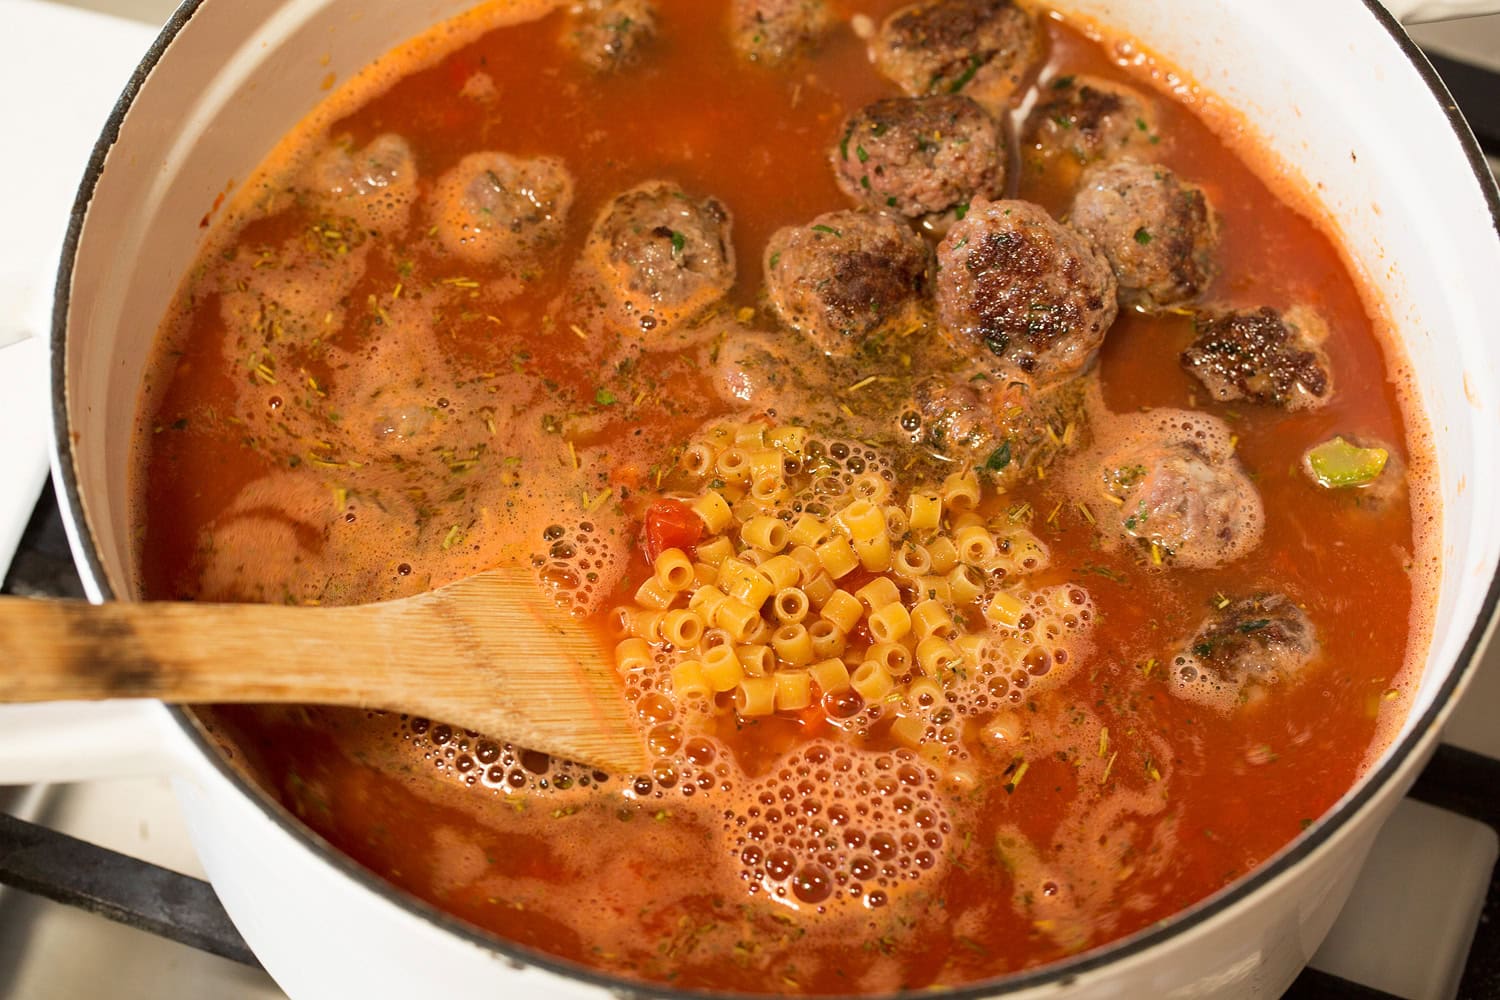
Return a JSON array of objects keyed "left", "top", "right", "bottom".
[
  {"left": 984, "top": 441, "right": 1012, "bottom": 471},
  {"left": 595, "top": 387, "right": 618, "bottom": 406},
  {"left": 1134, "top": 227, "right": 1153, "bottom": 245}
]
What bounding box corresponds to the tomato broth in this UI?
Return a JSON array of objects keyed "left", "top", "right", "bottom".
[{"left": 134, "top": 0, "right": 1433, "bottom": 993}]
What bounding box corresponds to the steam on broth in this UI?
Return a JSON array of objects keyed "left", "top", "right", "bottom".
[{"left": 132, "top": 0, "right": 1435, "bottom": 992}]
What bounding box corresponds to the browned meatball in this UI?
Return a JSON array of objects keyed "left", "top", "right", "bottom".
[
  {"left": 1068, "top": 161, "right": 1218, "bottom": 310},
  {"left": 1024, "top": 74, "right": 1159, "bottom": 166},
  {"left": 1173, "top": 593, "right": 1317, "bottom": 708},
  {"left": 562, "top": 0, "right": 657, "bottom": 71},
  {"left": 764, "top": 210, "right": 929, "bottom": 356},
  {"left": 430, "top": 152, "right": 574, "bottom": 266},
  {"left": 1182, "top": 306, "right": 1332, "bottom": 410},
  {"left": 935, "top": 199, "right": 1118, "bottom": 385},
  {"left": 832, "top": 96, "right": 1004, "bottom": 220},
  {"left": 583, "top": 181, "right": 735, "bottom": 335},
  {"left": 1096, "top": 410, "right": 1263, "bottom": 569},
  {"left": 871, "top": 0, "right": 1041, "bottom": 112},
  {"left": 731, "top": 0, "right": 831, "bottom": 65}
]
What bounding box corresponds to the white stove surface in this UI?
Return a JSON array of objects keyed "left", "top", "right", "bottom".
[{"left": 2, "top": 2, "right": 1499, "bottom": 998}]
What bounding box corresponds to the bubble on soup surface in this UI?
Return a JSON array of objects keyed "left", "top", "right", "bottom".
[{"left": 722, "top": 742, "right": 948, "bottom": 914}]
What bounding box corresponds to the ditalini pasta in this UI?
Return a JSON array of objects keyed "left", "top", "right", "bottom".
[{"left": 610, "top": 420, "right": 1095, "bottom": 757}]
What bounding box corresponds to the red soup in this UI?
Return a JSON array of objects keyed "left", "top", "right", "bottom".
[{"left": 133, "top": 0, "right": 1435, "bottom": 992}]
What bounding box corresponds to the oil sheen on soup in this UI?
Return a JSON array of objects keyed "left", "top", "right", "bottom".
[{"left": 133, "top": 0, "right": 1435, "bottom": 993}]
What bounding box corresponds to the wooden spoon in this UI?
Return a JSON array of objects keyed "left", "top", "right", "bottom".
[{"left": 0, "top": 568, "right": 648, "bottom": 773}]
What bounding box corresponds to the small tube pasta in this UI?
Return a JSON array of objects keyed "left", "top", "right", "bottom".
[
  {"left": 671, "top": 660, "right": 710, "bottom": 699},
  {"left": 947, "top": 564, "right": 984, "bottom": 604},
  {"left": 736, "top": 644, "right": 774, "bottom": 676},
  {"left": 772, "top": 623, "right": 814, "bottom": 665},
  {"left": 855, "top": 576, "right": 901, "bottom": 612},
  {"left": 688, "top": 585, "right": 727, "bottom": 617},
  {"left": 867, "top": 602, "right": 912, "bottom": 644},
  {"left": 807, "top": 619, "right": 846, "bottom": 659},
  {"left": 654, "top": 547, "right": 695, "bottom": 591},
  {"left": 908, "top": 676, "right": 943, "bottom": 706},
  {"left": 891, "top": 543, "right": 932, "bottom": 579},
  {"left": 735, "top": 676, "right": 778, "bottom": 716},
  {"left": 815, "top": 536, "right": 860, "bottom": 579},
  {"left": 907, "top": 493, "right": 942, "bottom": 534},
  {"left": 661, "top": 609, "right": 705, "bottom": 648},
  {"left": 954, "top": 524, "right": 998, "bottom": 566},
  {"left": 713, "top": 596, "right": 760, "bottom": 642},
  {"left": 890, "top": 714, "right": 926, "bottom": 748},
  {"left": 743, "top": 615, "right": 773, "bottom": 645},
  {"left": 850, "top": 661, "right": 895, "bottom": 701},
  {"left": 985, "top": 590, "right": 1027, "bottom": 628},
  {"left": 852, "top": 532, "right": 892, "bottom": 572},
  {"left": 820, "top": 589, "right": 863, "bottom": 633},
  {"left": 703, "top": 645, "right": 744, "bottom": 692},
  {"left": 692, "top": 491, "right": 733, "bottom": 533},
  {"left": 758, "top": 555, "right": 800, "bottom": 591},
  {"left": 866, "top": 641, "right": 911, "bottom": 675},
  {"left": 694, "top": 535, "right": 734, "bottom": 566},
  {"left": 912, "top": 576, "right": 952, "bottom": 604},
  {"left": 809, "top": 657, "right": 851, "bottom": 693},
  {"left": 916, "top": 635, "right": 961, "bottom": 677},
  {"left": 926, "top": 535, "right": 959, "bottom": 574},
  {"left": 801, "top": 572, "right": 836, "bottom": 608},
  {"left": 615, "top": 638, "right": 653, "bottom": 672},
  {"left": 692, "top": 562, "right": 719, "bottom": 588},
  {"left": 940, "top": 470, "right": 981, "bottom": 510},
  {"left": 912, "top": 598, "right": 956, "bottom": 640},
  {"left": 742, "top": 515, "right": 790, "bottom": 553},
  {"left": 634, "top": 575, "right": 676, "bottom": 610},
  {"left": 773, "top": 587, "right": 810, "bottom": 623},
  {"left": 775, "top": 670, "right": 812, "bottom": 711},
  {"left": 787, "top": 544, "right": 822, "bottom": 583},
  {"left": 680, "top": 442, "right": 715, "bottom": 477},
  {"left": 840, "top": 499, "right": 886, "bottom": 541},
  {"left": 616, "top": 607, "right": 664, "bottom": 641},
  {"left": 716, "top": 446, "right": 751, "bottom": 482},
  {"left": 788, "top": 514, "right": 831, "bottom": 549}
]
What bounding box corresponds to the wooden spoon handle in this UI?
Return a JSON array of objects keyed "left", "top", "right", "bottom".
[{"left": 0, "top": 595, "right": 390, "bottom": 705}]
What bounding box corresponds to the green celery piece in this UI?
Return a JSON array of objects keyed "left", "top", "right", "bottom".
[{"left": 1306, "top": 436, "right": 1388, "bottom": 488}]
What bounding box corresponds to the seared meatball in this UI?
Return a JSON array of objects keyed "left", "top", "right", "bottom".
[
  {"left": 583, "top": 181, "right": 735, "bottom": 335},
  {"left": 430, "top": 152, "right": 574, "bottom": 266},
  {"left": 872, "top": 0, "right": 1041, "bottom": 113},
  {"left": 1025, "top": 74, "right": 1158, "bottom": 166},
  {"left": 832, "top": 96, "right": 1004, "bottom": 220},
  {"left": 305, "top": 133, "right": 417, "bottom": 232},
  {"left": 563, "top": 0, "right": 657, "bottom": 71},
  {"left": 1096, "top": 410, "right": 1263, "bottom": 569},
  {"left": 731, "top": 0, "right": 831, "bottom": 64},
  {"left": 935, "top": 199, "right": 1118, "bottom": 385},
  {"left": 1173, "top": 593, "right": 1317, "bottom": 708},
  {"left": 1182, "top": 306, "right": 1332, "bottom": 410},
  {"left": 764, "top": 210, "right": 929, "bottom": 356},
  {"left": 1068, "top": 161, "right": 1218, "bottom": 310}
]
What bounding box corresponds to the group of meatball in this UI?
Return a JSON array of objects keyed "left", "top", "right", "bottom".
[{"left": 407, "top": 0, "right": 1326, "bottom": 697}]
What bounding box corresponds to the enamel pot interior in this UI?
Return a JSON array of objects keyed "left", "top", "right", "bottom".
[{"left": 50, "top": 0, "right": 1500, "bottom": 996}]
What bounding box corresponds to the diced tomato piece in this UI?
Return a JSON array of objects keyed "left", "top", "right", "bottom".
[{"left": 642, "top": 498, "right": 702, "bottom": 562}]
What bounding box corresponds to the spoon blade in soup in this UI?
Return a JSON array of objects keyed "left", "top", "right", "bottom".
[{"left": 0, "top": 567, "right": 649, "bottom": 774}]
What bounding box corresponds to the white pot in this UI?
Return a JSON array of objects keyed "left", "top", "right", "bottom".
[{"left": 7, "top": 0, "right": 1500, "bottom": 996}]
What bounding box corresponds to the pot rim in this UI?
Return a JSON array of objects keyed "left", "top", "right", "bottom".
[{"left": 47, "top": 1, "right": 1500, "bottom": 996}]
